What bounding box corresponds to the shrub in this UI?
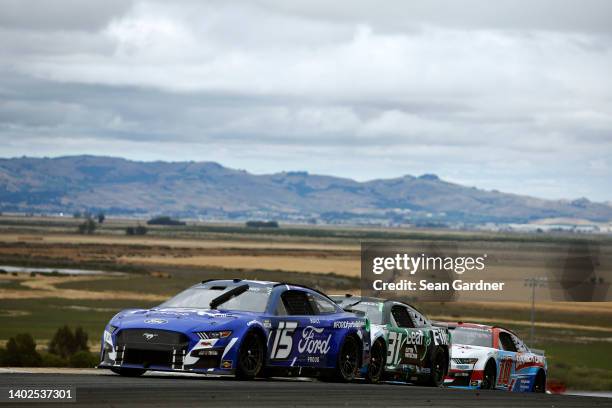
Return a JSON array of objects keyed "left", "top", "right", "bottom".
[
  {"left": 77, "top": 218, "right": 96, "bottom": 234},
  {"left": 40, "top": 352, "right": 68, "bottom": 367},
  {"left": 126, "top": 225, "right": 148, "bottom": 235},
  {"left": 246, "top": 220, "right": 279, "bottom": 228},
  {"left": 69, "top": 351, "right": 98, "bottom": 368},
  {"left": 147, "top": 216, "right": 185, "bottom": 226},
  {"left": 3, "top": 333, "right": 41, "bottom": 367},
  {"left": 48, "top": 325, "right": 89, "bottom": 359}
]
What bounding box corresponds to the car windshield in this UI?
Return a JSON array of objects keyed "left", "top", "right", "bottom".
[
  {"left": 348, "top": 302, "right": 384, "bottom": 324},
  {"left": 451, "top": 327, "right": 493, "bottom": 348},
  {"left": 159, "top": 286, "right": 270, "bottom": 312}
]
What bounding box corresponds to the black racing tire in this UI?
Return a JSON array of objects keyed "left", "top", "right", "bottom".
[
  {"left": 533, "top": 369, "right": 546, "bottom": 393},
  {"left": 427, "top": 348, "right": 448, "bottom": 387},
  {"left": 481, "top": 360, "right": 497, "bottom": 390},
  {"left": 366, "top": 339, "right": 386, "bottom": 384},
  {"left": 110, "top": 367, "right": 146, "bottom": 377},
  {"left": 235, "top": 331, "right": 265, "bottom": 380},
  {"left": 321, "top": 335, "right": 360, "bottom": 382}
]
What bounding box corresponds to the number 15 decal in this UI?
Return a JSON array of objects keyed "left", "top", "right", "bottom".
[{"left": 270, "top": 321, "right": 298, "bottom": 359}]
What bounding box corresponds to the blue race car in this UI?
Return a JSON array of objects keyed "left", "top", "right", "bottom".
[{"left": 99, "top": 279, "right": 370, "bottom": 381}]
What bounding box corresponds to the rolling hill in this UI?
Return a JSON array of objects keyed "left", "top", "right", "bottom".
[{"left": 0, "top": 155, "right": 610, "bottom": 225}]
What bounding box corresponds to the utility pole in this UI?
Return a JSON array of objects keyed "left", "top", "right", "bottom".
[{"left": 524, "top": 277, "right": 548, "bottom": 346}]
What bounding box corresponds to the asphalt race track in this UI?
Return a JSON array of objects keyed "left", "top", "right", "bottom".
[{"left": 1, "top": 371, "right": 611, "bottom": 407}]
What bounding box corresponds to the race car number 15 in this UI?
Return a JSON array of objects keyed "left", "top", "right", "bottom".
[{"left": 271, "top": 321, "right": 298, "bottom": 359}]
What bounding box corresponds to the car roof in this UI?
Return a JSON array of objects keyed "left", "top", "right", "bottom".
[
  {"left": 436, "top": 321, "right": 521, "bottom": 337},
  {"left": 330, "top": 294, "right": 385, "bottom": 304},
  {"left": 330, "top": 294, "right": 429, "bottom": 317},
  {"left": 198, "top": 279, "right": 337, "bottom": 302},
  {"left": 436, "top": 321, "right": 492, "bottom": 330}
]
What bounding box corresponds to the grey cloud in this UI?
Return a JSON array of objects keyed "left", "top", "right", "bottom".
[
  {"left": 0, "top": 0, "right": 134, "bottom": 31},
  {"left": 254, "top": 0, "right": 612, "bottom": 34},
  {"left": 0, "top": 1, "right": 611, "bottom": 201}
]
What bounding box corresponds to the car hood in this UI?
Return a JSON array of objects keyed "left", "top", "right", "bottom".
[
  {"left": 111, "top": 307, "right": 258, "bottom": 332},
  {"left": 451, "top": 344, "right": 495, "bottom": 358}
]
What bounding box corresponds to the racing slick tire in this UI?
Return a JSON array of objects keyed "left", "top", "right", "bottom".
[
  {"left": 320, "top": 335, "right": 360, "bottom": 382},
  {"left": 236, "top": 331, "right": 265, "bottom": 380},
  {"left": 366, "top": 339, "right": 386, "bottom": 384},
  {"left": 110, "top": 367, "right": 146, "bottom": 377},
  {"left": 533, "top": 369, "right": 546, "bottom": 393},
  {"left": 426, "top": 348, "right": 448, "bottom": 387},
  {"left": 481, "top": 360, "right": 496, "bottom": 390}
]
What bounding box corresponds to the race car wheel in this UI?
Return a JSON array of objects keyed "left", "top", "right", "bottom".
[
  {"left": 321, "top": 335, "right": 360, "bottom": 382},
  {"left": 481, "top": 360, "right": 496, "bottom": 390},
  {"left": 338, "top": 335, "right": 360, "bottom": 381},
  {"left": 236, "top": 331, "right": 264, "bottom": 380},
  {"left": 533, "top": 369, "right": 546, "bottom": 393},
  {"left": 366, "top": 340, "right": 385, "bottom": 383},
  {"left": 427, "top": 348, "right": 448, "bottom": 387},
  {"left": 110, "top": 367, "right": 146, "bottom": 377}
]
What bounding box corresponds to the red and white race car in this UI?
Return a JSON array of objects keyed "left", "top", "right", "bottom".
[{"left": 435, "top": 322, "right": 547, "bottom": 392}]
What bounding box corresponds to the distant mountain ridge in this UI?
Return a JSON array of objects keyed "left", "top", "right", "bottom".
[{"left": 0, "top": 155, "right": 610, "bottom": 225}]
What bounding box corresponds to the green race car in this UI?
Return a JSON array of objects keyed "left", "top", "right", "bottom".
[{"left": 332, "top": 295, "right": 450, "bottom": 386}]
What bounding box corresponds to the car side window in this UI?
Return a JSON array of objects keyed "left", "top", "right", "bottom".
[
  {"left": 309, "top": 293, "right": 338, "bottom": 315},
  {"left": 279, "top": 290, "right": 315, "bottom": 315},
  {"left": 498, "top": 331, "right": 518, "bottom": 352},
  {"left": 275, "top": 297, "right": 288, "bottom": 315},
  {"left": 408, "top": 308, "right": 429, "bottom": 328},
  {"left": 512, "top": 335, "right": 528, "bottom": 352},
  {"left": 391, "top": 305, "right": 414, "bottom": 328}
]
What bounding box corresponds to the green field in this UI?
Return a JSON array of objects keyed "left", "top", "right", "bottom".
[{"left": 0, "top": 216, "right": 610, "bottom": 390}]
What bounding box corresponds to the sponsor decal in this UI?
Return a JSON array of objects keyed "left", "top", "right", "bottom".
[
  {"left": 199, "top": 339, "right": 219, "bottom": 348},
  {"left": 405, "top": 330, "right": 424, "bottom": 346},
  {"left": 515, "top": 353, "right": 544, "bottom": 371},
  {"left": 144, "top": 318, "right": 167, "bottom": 324},
  {"left": 247, "top": 320, "right": 260, "bottom": 326},
  {"left": 142, "top": 332, "right": 158, "bottom": 341},
  {"left": 432, "top": 329, "right": 449, "bottom": 346},
  {"left": 221, "top": 360, "right": 232, "bottom": 369},
  {"left": 298, "top": 326, "right": 332, "bottom": 355},
  {"left": 333, "top": 320, "right": 365, "bottom": 329},
  {"left": 153, "top": 310, "right": 190, "bottom": 316},
  {"left": 197, "top": 311, "right": 235, "bottom": 318},
  {"left": 263, "top": 319, "right": 272, "bottom": 329},
  {"left": 388, "top": 330, "right": 425, "bottom": 365},
  {"left": 404, "top": 345, "right": 418, "bottom": 360}
]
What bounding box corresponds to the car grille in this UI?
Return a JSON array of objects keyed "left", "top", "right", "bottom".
[
  {"left": 114, "top": 329, "right": 189, "bottom": 370},
  {"left": 449, "top": 372, "right": 472, "bottom": 386},
  {"left": 116, "top": 329, "right": 189, "bottom": 350}
]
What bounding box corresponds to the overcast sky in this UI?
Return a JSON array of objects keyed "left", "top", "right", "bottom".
[{"left": 0, "top": 0, "right": 611, "bottom": 201}]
